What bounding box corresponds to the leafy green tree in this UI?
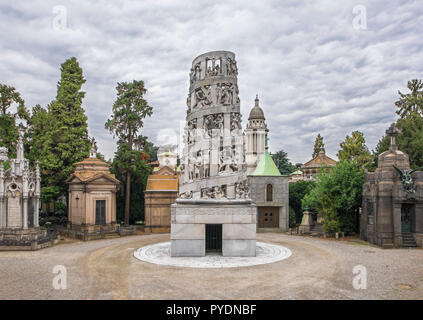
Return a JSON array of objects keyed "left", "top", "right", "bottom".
[
  {"left": 395, "top": 79, "right": 423, "bottom": 118},
  {"left": 0, "top": 84, "right": 28, "bottom": 158},
  {"left": 111, "top": 143, "right": 151, "bottom": 224},
  {"left": 41, "top": 57, "right": 90, "bottom": 202},
  {"left": 312, "top": 133, "right": 325, "bottom": 158},
  {"left": 337, "top": 131, "right": 373, "bottom": 169},
  {"left": 105, "top": 80, "right": 153, "bottom": 225},
  {"left": 302, "top": 160, "right": 365, "bottom": 234},
  {"left": 397, "top": 111, "right": 423, "bottom": 169},
  {"left": 271, "top": 150, "right": 295, "bottom": 175},
  {"left": 289, "top": 180, "right": 315, "bottom": 225},
  {"left": 142, "top": 138, "right": 159, "bottom": 162},
  {"left": 26, "top": 105, "right": 50, "bottom": 164}
]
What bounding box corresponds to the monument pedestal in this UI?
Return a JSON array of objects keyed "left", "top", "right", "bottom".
[
  {"left": 171, "top": 199, "right": 257, "bottom": 257},
  {"left": 0, "top": 227, "right": 58, "bottom": 251}
]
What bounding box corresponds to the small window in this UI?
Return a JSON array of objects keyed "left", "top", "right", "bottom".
[{"left": 266, "top": 184, "right": 273, "bottom": 202}]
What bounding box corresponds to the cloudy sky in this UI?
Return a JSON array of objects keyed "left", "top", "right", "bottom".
[{"left": 1, "top": 1, "right": 422, "bottom": 163}]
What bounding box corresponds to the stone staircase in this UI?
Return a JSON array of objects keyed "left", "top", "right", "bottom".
[
  {"left": 310, "top": 224, "right": 324, "bottom": 237},
  {"left": 402, "top": 233, "right": 417, "bottom": 248}
]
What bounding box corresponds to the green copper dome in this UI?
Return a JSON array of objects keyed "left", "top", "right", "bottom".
[{"left": 251, "top": 138, "right": 281, "bottom": 176}]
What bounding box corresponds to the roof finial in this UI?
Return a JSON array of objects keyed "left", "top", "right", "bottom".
[{"left": 255, "top": 94, "right": 259, "bottom": 107}]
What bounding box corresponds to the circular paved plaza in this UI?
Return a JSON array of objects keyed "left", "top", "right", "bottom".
[
  {"left": 133, "top": 241, "right": 292, "bottom": 268},
  {"left": 0, "top": 233, "right": 422, "bottom": 299}
]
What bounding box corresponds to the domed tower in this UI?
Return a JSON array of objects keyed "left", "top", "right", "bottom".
[{"left": 244, "top": 95, "right": 268, "bottom": 175}]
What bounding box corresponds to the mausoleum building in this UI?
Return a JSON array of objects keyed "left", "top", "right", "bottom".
[{"left": 361, "top": 123, "right": 423, "bottom": 248}]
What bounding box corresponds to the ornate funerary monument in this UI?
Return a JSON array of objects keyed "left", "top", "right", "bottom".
[
  {"left": 0, "top": 133, "right": 57, "bottom": 250},
  {"left": 361, "top": 123, "right": 423, "bottom": 248},
  {"left": 172, "top": 51, "right": 257, "bottom": 257}
]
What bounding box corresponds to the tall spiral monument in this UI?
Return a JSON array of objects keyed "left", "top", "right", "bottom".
[{"left": 171, "top": 51, "right": 257, "bottom": 257}]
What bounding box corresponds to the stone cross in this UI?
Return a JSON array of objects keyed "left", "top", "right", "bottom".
[{"left": 386, "top": 123, "right": 400, "bottom": 152}]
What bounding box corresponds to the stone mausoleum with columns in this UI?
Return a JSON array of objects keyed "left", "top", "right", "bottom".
[
  {"left": 0, "top": 132, "right": 57, "bottom": 250},
  {"left": 172, "top": 51, "right": 289, "bottom": 257}
]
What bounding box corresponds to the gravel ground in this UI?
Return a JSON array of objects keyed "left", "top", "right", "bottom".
[{"left": 0, "top": 233, "right": 422, "bottom": 300}]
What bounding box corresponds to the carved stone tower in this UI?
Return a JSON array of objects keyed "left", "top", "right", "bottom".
[
  {"left": 0, "top": 131, "right": 57, "bottom": 250},
  {"left": 172, "top": 51, "right": 256, "bottom": 257},
  {"left": 180, "top": 51, "right": 245, "bottom": 198},
  {"left": 244, "top": 95, "right": 268, "bottom": 175}
]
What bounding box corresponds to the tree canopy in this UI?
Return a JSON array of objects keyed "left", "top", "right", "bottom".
[
  {"left": 302, "top": 160, "right": 365, "bottom": 234},
  {"left": 105, "top": 80, "right": 153, "bottom": 225},
  {"left": 39, "top": 57, "right": 91, "bottom": 202},
  {"left": 395, "top": 79, "right": 423, "bottom": 118},
  {"left": 337, "top": 131, "right": 373, "bottom": 169},
  {"left": 271, "top": 149, "right": 295, "bottom": 175}
]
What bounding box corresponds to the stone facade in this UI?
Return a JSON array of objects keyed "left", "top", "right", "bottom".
[
  {"left": 172, "top": 51, "right": 257, "bottom": 257},
  {"left": 300, "top": 150, "right": 337, "bottom": 181},
  {"left": 145, "top": 164, "right": 179, "bottom": 233},
  {"left": 248, "top": 175, "right": 289, "bottom": 231},
  {"left": 0, "top": 132, "right": 58, "bottom": 250},
  {"left": 360, "top": 123, "right": 423, "bottom": 248}
]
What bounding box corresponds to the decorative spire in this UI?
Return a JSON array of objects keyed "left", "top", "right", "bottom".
[
  {"left": 16, "top": 129, "right": 24, "bottom": 161},
  {"left": 265, "top": 136, "right": 269, "bottom": 151},
  {"left": 386, "top": 123, "right": 400, "bottom": 152},
  {"left": 255, "top": 94, "right": 259, "bottom": 107},
  {"left": 89, "top": 137, "right": 97, "bottom": 158}
]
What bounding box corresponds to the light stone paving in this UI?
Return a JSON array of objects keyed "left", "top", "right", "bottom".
[{"left": 133, "top": 241, "right": 292, "bottom": 268}]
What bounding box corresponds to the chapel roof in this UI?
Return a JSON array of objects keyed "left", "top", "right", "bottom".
[
  {"left": 67, "top": 156, "right": 120, "bottom": 184},
  {"left": 251, "top": 139, "right": 281, "bottom": 176},
  {"left": 301, "top": 150, "right": 337, "bottom": 169}
]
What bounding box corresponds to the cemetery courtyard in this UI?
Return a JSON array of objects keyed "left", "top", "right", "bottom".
[{"left": 0, "top": 232, "right": 422, "bottom": 300}]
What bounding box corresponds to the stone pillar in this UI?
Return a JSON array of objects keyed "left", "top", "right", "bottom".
[
  {"left": 0, "top": 197, "right": 3, "bottom": 228},
  {"left": 299, "top": 210, "right": 313, "bottom": 233},
  {"left": 393, "top": 203, "right": 402, "bottom": 247},
  {"left": 23, "top": 197, "right": 28, "bottom": 229},
  {"left": 34, "top": 197, "right": 40, "bottom": 228}
]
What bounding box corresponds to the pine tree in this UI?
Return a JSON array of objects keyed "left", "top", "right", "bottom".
[
  {"left": 105, "top": 80, "right": 153, "bottom": 225},
  {"left": 397, "top": 111, "right": 423, "bottom": 169},
  {"left": 395, "top": 79, "right": 423, "bottom": 118},
  {"left": 337, "top": 131, "right": 373, "bottom": 169},
  {"left": 40, "top": 57, "right": 90, "bottom": 201},
  {"left": 271, "top": 150, "right": 295, "bottom": 175},
  {"left": 312, "top": 133, "right": 325, "bottom": 158}
]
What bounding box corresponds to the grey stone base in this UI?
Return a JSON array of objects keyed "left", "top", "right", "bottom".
[
  {"left": 0, "top": 228, "right": 58, "bottom": 251},
  {"left": 223, "top": 240, "right": 256, "bottom": 256},
  {"left": 57, "top": 224, "right": 136, "bottom": 241},
  {"left": 171, "top": 199, "right": 257, "bottom": 257},
  {"left": 171, "top": 239, "right": 205, "bottom": 257}
]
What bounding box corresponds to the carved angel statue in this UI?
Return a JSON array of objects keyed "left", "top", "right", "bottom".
[{"left": 393, "top": 165, "right": 421, "bottom": 194}]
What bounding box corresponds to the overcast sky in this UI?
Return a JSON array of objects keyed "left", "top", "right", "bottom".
[{"left": 1, "top": 1, "right": 422, "bottom": 163}]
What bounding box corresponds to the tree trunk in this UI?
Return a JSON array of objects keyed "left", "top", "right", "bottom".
[{"left": 125, "top": 170, "right": 131, "bottom": 226}]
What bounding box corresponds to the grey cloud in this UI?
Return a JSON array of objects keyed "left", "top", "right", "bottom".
[{"left": 0, "top": 0, "right": 422, "bottom": 163}]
